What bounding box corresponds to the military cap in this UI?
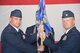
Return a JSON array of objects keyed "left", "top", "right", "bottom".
[
  {"left": 62, "top": 10, "right": 74, "bottom": 18},
  {"left": 10, "top": 9, "right": 22, "bottom": 18}
]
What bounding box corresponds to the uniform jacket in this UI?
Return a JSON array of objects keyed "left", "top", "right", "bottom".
[
  {"left": 44, "top": 27, "right": 80, "bottom": 53},
  {"left": 1, "top": 24, "right": 36, "bottom": 53}
]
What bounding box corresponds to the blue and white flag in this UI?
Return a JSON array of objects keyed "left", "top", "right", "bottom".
[{"left": 36, "top": 0, "right": 52, "bottom": 37}]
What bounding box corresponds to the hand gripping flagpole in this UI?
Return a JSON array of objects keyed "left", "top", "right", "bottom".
[
  {"left": 37, "top": 21, "right": 45, "bottom": 52},
  {"left": 36, "top": 0, "right": 52, "bottom": 52}
]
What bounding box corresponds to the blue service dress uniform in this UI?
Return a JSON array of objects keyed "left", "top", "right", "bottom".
[
  {"left": 44, "top": 27, "right": 80, "bottom": 53},
  {"left": 1, "top": 24, "right": 37, "bottom": 53}
]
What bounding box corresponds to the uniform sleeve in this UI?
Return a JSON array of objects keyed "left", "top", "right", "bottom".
[
  {"left": 43, "top": 38, "right": 56, "bottom": 51},
  {"left": 3, "top": 32, "right": 36, "bottom": 53},
  {"left": 25, "top": 28, "right": 37, "bottom": 44},
  {"left": 48, "top": 27, "right": 55, "bottom": 41},
  {"left": 25, "top": 33, "right": 37, "bottom": 44}
]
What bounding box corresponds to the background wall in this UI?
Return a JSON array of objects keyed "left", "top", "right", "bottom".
[{"left": 0, "top": 4, "right": 80, "bottom": 41}]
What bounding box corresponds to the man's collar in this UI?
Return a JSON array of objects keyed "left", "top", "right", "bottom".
[
  {"left": 66, "top": 28, "right": 71, "bottom": 34},
  {"left": 66, "top": 26, "right": 74, "bottom": 34},
  {"left": 10, "top": 23, "right": 19, "bottom": 32}
]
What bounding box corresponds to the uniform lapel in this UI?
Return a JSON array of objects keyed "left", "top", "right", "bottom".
[
  {"left": 67, "top": 27, "right": 76, "bottom": 35},
  {"left": 33, "top": 25, "right": 37, "bottom": 34},
  {"left": 61, "top": 33, "right": 67, "bottom": 41}
]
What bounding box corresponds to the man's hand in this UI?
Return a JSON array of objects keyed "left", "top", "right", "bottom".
[
  {"left": 39, "top": 32, "right": 46, "bottom": 41},
  {"left": 37, "top": 21, "right": 46, "bottom": 52},
  {"left": 38, "top": 21, "right": 44, "bottom": 33},
  {"left": 38, "top": 21, "right": 46, "bottom": 41}
]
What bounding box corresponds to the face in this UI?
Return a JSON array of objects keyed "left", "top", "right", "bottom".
[
  {"left": 10, "top": 16, "right": 22, "bottom": 28},
  {"left": 62, "top": 17, "right": 75, "bottom": 30}
]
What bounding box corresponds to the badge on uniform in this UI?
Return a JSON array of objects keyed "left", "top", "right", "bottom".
[{"left": 22, "top": 35, "right": 25, "bottom": 39}]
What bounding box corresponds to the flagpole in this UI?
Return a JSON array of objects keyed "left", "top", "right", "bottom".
[{"left": 36, "top": 0, "right": 51, "bottom": 52}]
